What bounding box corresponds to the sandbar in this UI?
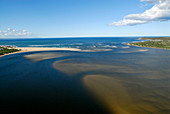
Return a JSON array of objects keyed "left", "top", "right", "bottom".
[{"left": 0, "top": 47, "right": 81, "bottom": 58}]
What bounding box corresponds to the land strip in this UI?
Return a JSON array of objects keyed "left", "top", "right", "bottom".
[{"left": 127, "top": 37, "right": 170, "bottom": 50}]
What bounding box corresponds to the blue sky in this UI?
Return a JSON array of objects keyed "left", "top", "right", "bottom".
[{"left": 0, "top": 0, "right": 170, "bottom": 38}]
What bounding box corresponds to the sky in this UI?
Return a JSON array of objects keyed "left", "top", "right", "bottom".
[{"left": 0, "top": 0, "right": 170, "bottom": 38}]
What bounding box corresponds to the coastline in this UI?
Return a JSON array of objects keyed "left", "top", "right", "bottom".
[
  {"left": 0, "top": 47, "right": 81, "bottom": 58},
  {"left": 126, "top": 37, "right": 170, "bottom": 50},
  {"left": 126, "top": 43, "right": 170, "bottom": 50}
]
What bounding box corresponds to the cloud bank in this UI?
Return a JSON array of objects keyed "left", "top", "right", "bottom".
[
  {"left": 0, "top": 28, "right": 30, "bottom": 38},
  {"left": 110, "top": 0, "right": 170, "bottom": 26}
]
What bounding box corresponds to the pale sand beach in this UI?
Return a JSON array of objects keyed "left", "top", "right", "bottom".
[
  {"left": 0, "top": 47, "right": 115, "bottom": 58},
  {"left": 17, "top": 47, "right": 81, "bottom": 52},
  {"left": 0, "top": 47, "right": 81, "bottom": 58}
]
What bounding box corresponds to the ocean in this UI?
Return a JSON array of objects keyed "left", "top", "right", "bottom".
[{"left": 0, "top": 37, "right": 170, "bottom": 113}]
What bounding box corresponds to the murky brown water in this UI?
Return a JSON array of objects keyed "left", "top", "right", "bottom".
[{"left": 52, "top": 56, "right": 170, "bottom": 114}]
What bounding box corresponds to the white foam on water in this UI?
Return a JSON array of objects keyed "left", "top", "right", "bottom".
[
  {"left": 101, "top": 45, "right": 117, "bottom": 48},
  {"left": 28, "top": 44, "right": 61, "bottom": 47},
  {"left": 122, "top": 46, "right": 130, "bottom": 48}
]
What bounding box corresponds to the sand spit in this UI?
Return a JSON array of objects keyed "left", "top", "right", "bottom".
[
  {"left": 52, "top": 59, "right": 155, "bottom": 76},
  {"left": 0, "top": 47, "right": 81, "bottom": 58},
  {"left": 18, "top": 47, "right": 113, "bottom": 53},
  {"left": 18, "top": 47, "right": 81, "bottom": 52},
  {"left": 0, "top": 47, "right": 114, "bottom": 58}
]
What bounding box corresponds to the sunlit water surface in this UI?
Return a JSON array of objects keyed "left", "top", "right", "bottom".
[{"left": 0, "top": 37, "right": 170, "bottom": 113}]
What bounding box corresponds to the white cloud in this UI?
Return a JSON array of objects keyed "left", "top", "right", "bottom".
[
  {"left": 22, "top": 29, "right": 27, "bottom": 32},
  {"left": 0, "top": 28, "right": 30, "bottom": 38},
  {"left": 140, "top": 0, "right": 158, "bottom": 3},
  {"left": 110, "top": 0, "right": 170, "bottom": 26}
]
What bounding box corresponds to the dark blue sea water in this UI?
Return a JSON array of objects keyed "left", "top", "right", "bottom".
[
  {"left": 0, "top": 37, "right": 170, "bottom": 113},
  {"left": 0, "top": 37, "right": 140, "bottom": 50}
]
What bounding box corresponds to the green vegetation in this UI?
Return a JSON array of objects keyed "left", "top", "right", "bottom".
[
  {"left": 139, "top": 37, "right": 170, "bottom": 40},
  {"left": 0, "top": 47, "right": 20, "bottom": 55},
  {"left": 129, "top": 37, "right": 170, "bottom": 49}
]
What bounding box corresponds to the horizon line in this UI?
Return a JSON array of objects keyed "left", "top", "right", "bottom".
[{"left": 0, "top": 35, "right": 169, "bottom": 39}]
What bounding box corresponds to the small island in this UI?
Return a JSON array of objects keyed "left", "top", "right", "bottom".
[
  {"left": 127, "top": 37, "right": 170, "bottom": 49},
  {"left": 0, "top": 46, "right": 21, "bottom": 55}
]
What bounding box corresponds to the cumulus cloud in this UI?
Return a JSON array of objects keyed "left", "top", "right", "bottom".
[
  {"left": 0, "top": 28, "right": 30, "bottom": 38},
  {"left": 110, "top": 0, "right": 170, "bottom": 26}
]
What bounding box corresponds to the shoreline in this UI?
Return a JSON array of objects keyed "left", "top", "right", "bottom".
[
  {"left": 126, "top": 43, "right": 170, "bottom": 50},
  {"left": 126, "top": 37, "right": 170, "bottom": 50},
  {"left": 0, "top": 47, "right": 81, "bottom": 58}
]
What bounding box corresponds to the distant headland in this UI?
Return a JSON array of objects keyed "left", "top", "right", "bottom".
[{"left": 127, "top": 37, "right": 170, "bottom": 50}]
